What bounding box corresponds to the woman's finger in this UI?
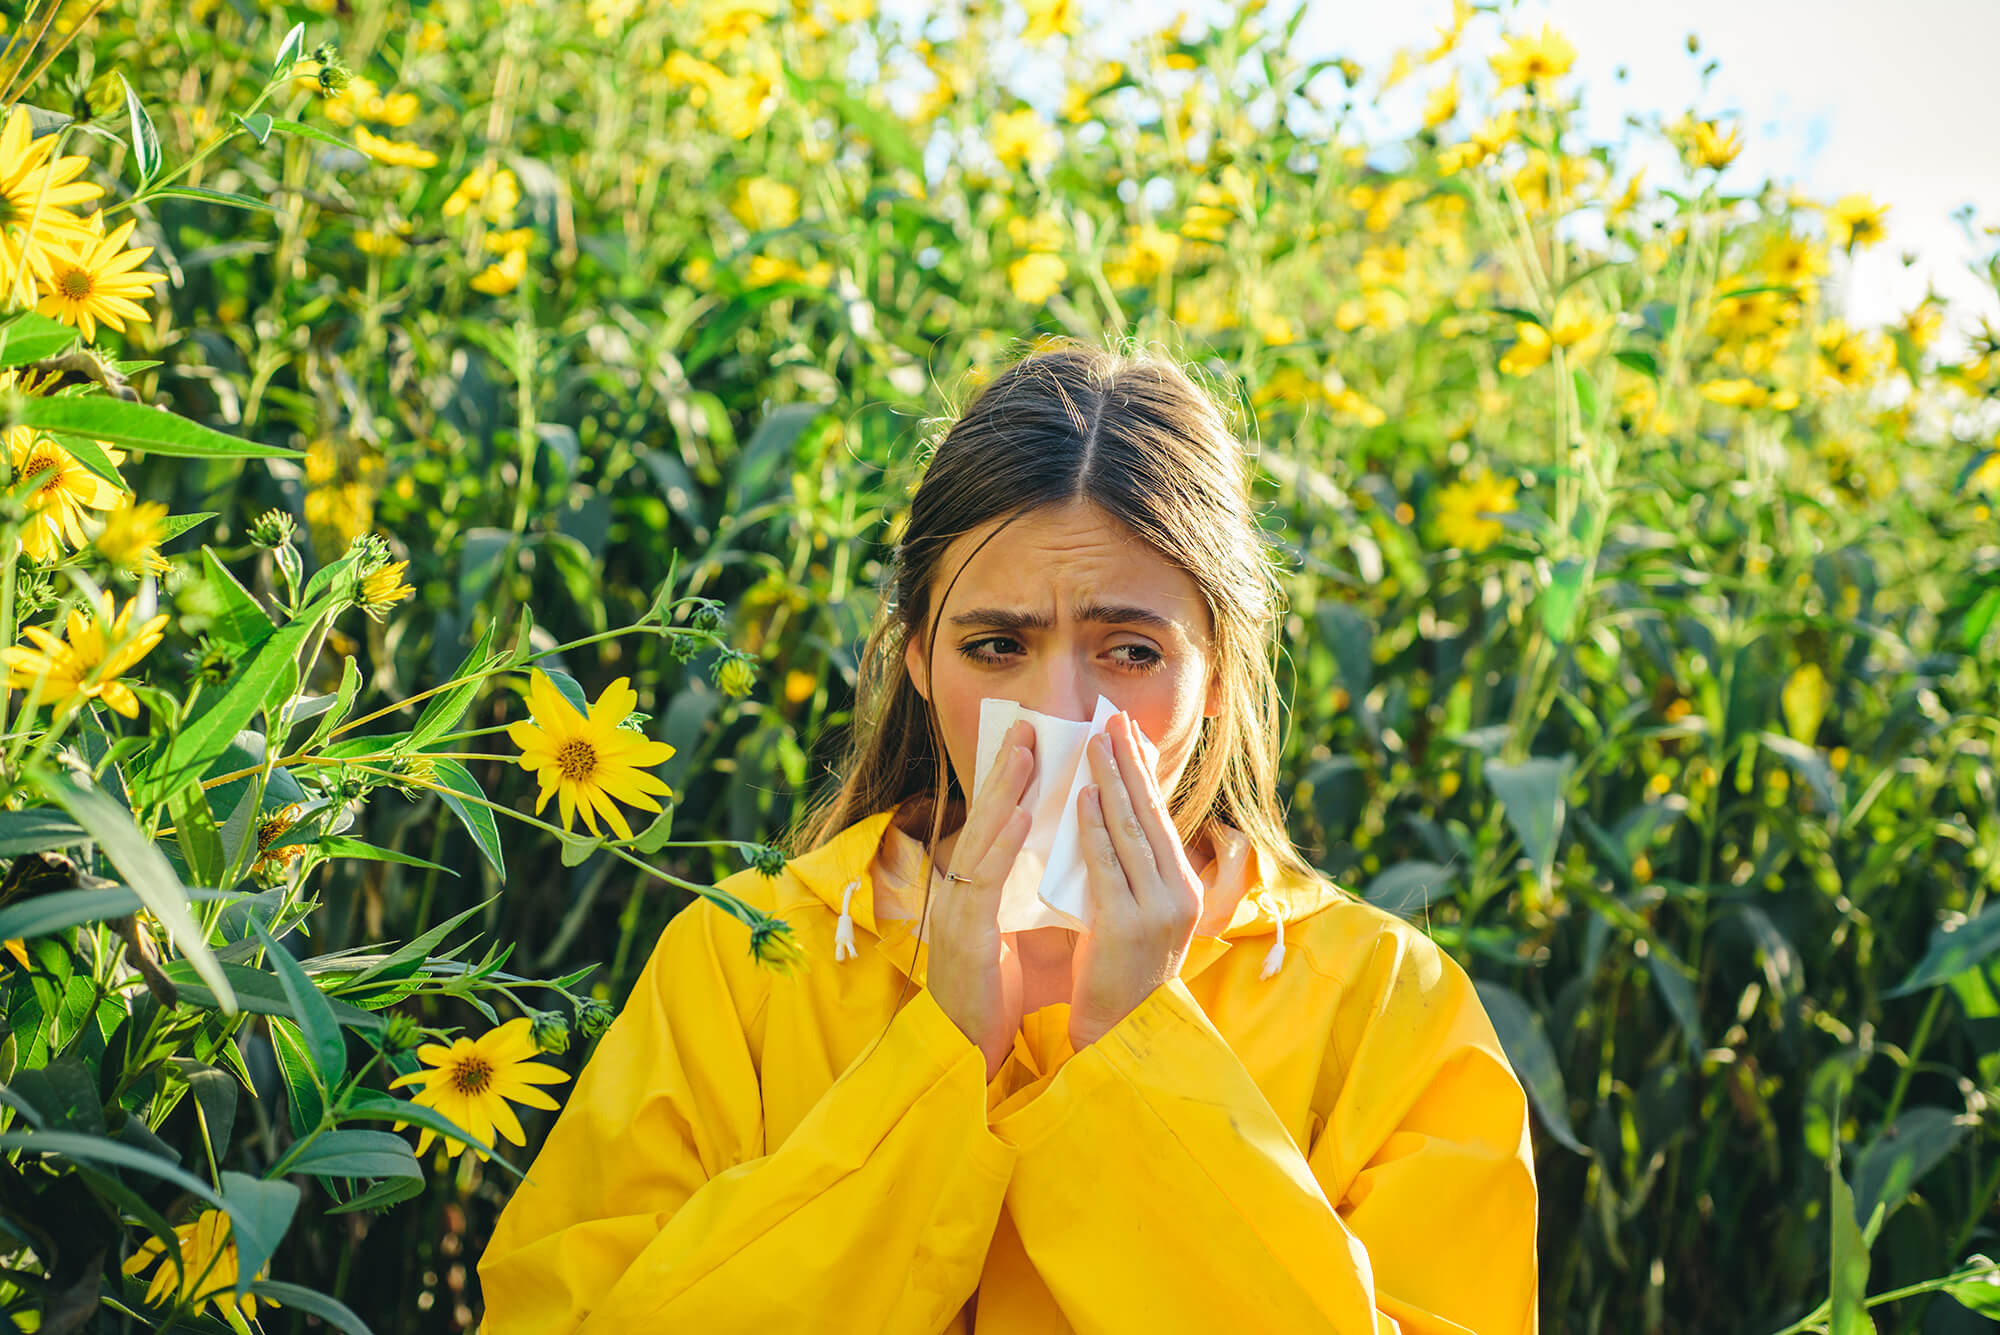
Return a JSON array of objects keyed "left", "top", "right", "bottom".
[
  {"left": 1086, "top": 730, "right": 1156, "bottom": 902},
  {"left": 951, "top": 718, "right": 1035, "bottom": 874},
  {"left": 1076, "top": 783, "right": 1132, "bottom": 921},
  {"left": 1108, "top": 712, "right": 1185, "bottom": 882}
]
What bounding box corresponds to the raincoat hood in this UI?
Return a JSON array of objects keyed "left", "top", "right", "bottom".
[{"left": 785, "top": 805, "right": 1343, "bottom": 986}]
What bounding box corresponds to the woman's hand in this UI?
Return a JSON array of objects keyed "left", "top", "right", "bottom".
[
  {"left": 1068, "top": 711, "right": 1203, "bottom": 1053},
  {"left": 928, "top": 718, "right": 1035, "bottom": 1083}
]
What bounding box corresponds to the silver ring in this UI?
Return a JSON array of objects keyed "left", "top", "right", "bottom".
[{"left": 944, "top": 871, "right": 974, "bottom": 884}]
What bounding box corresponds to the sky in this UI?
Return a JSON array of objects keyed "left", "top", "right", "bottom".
[
  {"left": 1279, "top": 0, "right": 2000, "bottom": 343},
  {"left": 881, "top": 0, "right": 2000, "bottom": 348}
]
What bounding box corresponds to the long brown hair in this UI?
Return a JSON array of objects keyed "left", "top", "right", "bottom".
[{"left": 790, "top": 336, "right": 1312, "bottom": 888}]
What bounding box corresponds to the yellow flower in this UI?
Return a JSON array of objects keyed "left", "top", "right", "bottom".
[
  {"left": 1759, "top": 233, "right": 1826, "bottom": 294},
  {"left": 3, "top": 592, "right": 168, "bottom": 718},
  {"left": 704, "top": 60, "right": 779, "bottom": 140},
  {"left": 94, "top": 498, "right": 170, "bottom": 574},
  {"left": 587, "top": 0, "right": 639, "bottom": 36},
  {"left": 482, "top": 226, "right": 536, "bottom": 255},
  {"left": 471, "top": 246, "right": 527, "bottom": 295},
  {"left": 1438, "top": 110, "right": 1516, "bottom": 175},
  {"left": 1006, "top": 212, "right": 1065, "bottom": 253},
  {"left": 729, "top": 176, "right": 800, "bottom": 231},
  {"left": 122, "top": 1210, "right": 269, "bottom": 1322},
  {"left": 354, "top": 125, "right": 438, "bottom": 169},
  {"left": 251, "top": 803, "right": 308, "bottom": 883},
  {"left": 1104, "top": 222, "right": 1178, "bottom": 288},
  {"left": 1008, "top": 251, "right": 1067, "bottom": 304},
  {"left": 1022, "top": 0, "right": 1081, "bottom": 43},
  {"left": 34, "top": 215, "right": 166, "bottom": 342},
  {"left": 359, "top": 560, "right": 414, "bottom": 620},
  {"left": 1825, "top": 193, "right": 1888, "bottom": 251},
  {"left": 389, "top": 1017, "right": 571, "bottom": 1160},
  {"left": 990, "top": 108, "right": 1058, "bottom": 171},
  {"left": 1434, "top": 471, "right": 1519, "bottom": 552},
  {"left": 695, "top": 0, "right": 778, "bottom": 57},
  {"left": 0, "top": 106, "right": 103, "bottom": 304},
  {"left": 1498, "top": 321, "right": 1551, "bottom": 376},
  {"left": 784, "top": 669, "right": 816, "bottom": 704},
  {"left": 1781, "top": 663, "right": 1829, "bottom": 744},
  {"left": 1700, "top": 377, "right": 1770, "bottom": 409},
  {"left": 1490, "top": 24, "right": 1575, "bottom": 91},
  {"left": 1815, "top": 320, "right": 1885, "bottom": 387},
  {"left": 1688, "top": 119, "right": 1742, "bottom": 170},
  {"left": 1901, "top": 299, "right": 1943, "bottom": 351},
  {"left": 508, "top": 671, "right": 675, "bottom": 839},
  {"left": 1422, "top": 75, "right": 1459, "bottom": 129},
  {"left": 8, "top": 428, "right": 126, "bottom": 561},
  {"left": 443, "top": 165, "right": 520, "bottom": 225}
]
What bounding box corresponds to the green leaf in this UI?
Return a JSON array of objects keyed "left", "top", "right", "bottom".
[
  {"left": 1539, "top": 557, "right": 1588, "bottom": 642},
  {"left": 33, "top": 769, "right": 234, "bottom": 1012},
  {"left": 51, "top": 431, "right": 127, "bottom": 490},
  {"left": 151, "top": 185, "right": 276, "bottom": 214},
  {"left": 1483, "top": 754, "right": 1575, "bottom": 891},
  {"left": 1758, "top": 732, "right": 1843, "bottom": 821},
  {"left": 1946, "top": 1260, "right": 2000, "bottom": 1317},
  {"left": 0, "top": 886, "right": 142, "bottom": 940},
  {"left": 251, "top": 1280, "right": 376, "bottom": 1333},
  {"left": 1363, "top": 861, "right": 1457, "bottom": 915},
  {"left": 0, "top": 1128, "right": 267, "bottom": 1236},
  {"left": 0, "top": 808, "right": 87, "bottom": 855},
  {"left": 219, "top": 1170, "right": 299, "bottom": 1296},
  {"left": 429, "top": 757, "right": 503, "bottom": 877},
  {"left": 271, "top": 22, "right": 307, "bottom": 76},
  {"left": 138, "top": 612, "right": 313, "bottom": 802},
  {"left": 14, "top": 396, "right": 303, "bottom": 460},
  {"left": 298, "top": 654, "right": 362, "bottom": 757},
  {"left": 325, "top": 1173, "right": 427, "bottom": 1214},
  {"left": 1964, "top": 586, "right": 2000, "bottom": 652},
  {"left": 1570, "top": 369, "right": 1600, "bottom": 428},
  {"left": 1852, "top": 1107, "right": 1968, "bottom": 1234},
  {"left": 268, "top": 1017, "right": 325, "bottom": 1140},
  {"left": 120, "top": 75, "right": 162, "bottom": 183},
  {"left": 253, "top": 921, "right": 346, "bottom": 1089},
  {"left": 198, "top": 547, "right": 276, "bottom": 652},
  {"left": 342, "top": 896, "right": 494, "bottom": 990},
  {"left": 268, "top": 118, "right": 354, "bottom": 151},
  {"left": 0, "top": 311, "right": 81, "bottom": 366},
  {"left": 169, "top": 779, "right": 225, "bottom": 889},
  {"left": 159, "top": 511, "right": 218, "bottom": 542},
  {"left": 1829, "top": 1148, "right": 1873, "bottom": 1335},
  {"left": 160, "top": 959, "right": 384, "bottom": 1034},
  {"left": 1644, "top": 945, "right": 1705, "bottom": 1053},
  {"left": 1472, "top": 982, "right": 1588, "bottom": 1154},
  {"left": 411, "top": 619, "right": 498, "bottom": 749},
  {"left": 1890, "top": 906, "right": 2000, "bottom": 996},
  {"left": 282, "top": 1129, "right": 422, "bottom": 1181},
  {"left": 1614, "top": 348, "right": 1660, "bottom": 379},
  {"left": 313, "top": 835, "right": 453, "bottom": 875},
  {"left": 235, "top": 111, "right": 273, "bottom": 145}
]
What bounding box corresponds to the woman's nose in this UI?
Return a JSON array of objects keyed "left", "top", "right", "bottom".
[{"left": 1024, "top": 652, "right": 1093, "bottom": 723}]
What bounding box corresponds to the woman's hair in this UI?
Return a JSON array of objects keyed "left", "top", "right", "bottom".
[{"left": 790, "top": 336, "right": 1311, "bottom": 884}]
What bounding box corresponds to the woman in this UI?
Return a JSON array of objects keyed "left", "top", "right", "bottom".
[{"left": 478, "top": 341, "right": 1540, "bottom": 1333}]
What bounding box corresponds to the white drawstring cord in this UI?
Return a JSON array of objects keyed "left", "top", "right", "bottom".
[
  {"left": 1259, "top": 895, "right": 1286, "bottom": 980},
  {"left": 834, "top": 879, "right": 860, "bottom": 962}
]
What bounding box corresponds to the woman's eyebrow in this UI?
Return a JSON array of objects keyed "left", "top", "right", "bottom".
[{"left": 947, "top": 603, "right": 1181, "bottom": 632}]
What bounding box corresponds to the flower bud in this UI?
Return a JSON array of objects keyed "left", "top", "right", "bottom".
[
  {"left": 529, "top": 1010, "right": 571, "bottom": 1056},
  {"left": 574, "top": 998, "right": 615, "bottom": 1039},
  {"left": 745, "top": 844, "right": 787, "bottom": 877},
  {"left": 248, "top": 509, "right": 296, "bottom": 549},
  {"left": 665, "top": 634, "right": 701, "bottom": 664},
  {"left": 379, "top": 1012, "right": 421, "bottom": 1054},
  {"left": 748, "top": 917, "right": 806, "bottom": 975},
  {"left": 711, "top": 650, "right": 757, "bottom": 699},
  {"left": 689, "top": 599, "right": 724, "bottom": 632}
]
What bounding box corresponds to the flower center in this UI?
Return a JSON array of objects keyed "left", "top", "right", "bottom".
[
  {"left": 556, "top": 737, "right": 597, "bottom": 782},
  {"left": 56, "top": 266, "right": 93, "bottom": 300},
  {"left": 21, "top": 451, "right": 59, "bottom": 498},
  {"left": 450, "top": 1055, "right": 494, "bottom": 1096}
]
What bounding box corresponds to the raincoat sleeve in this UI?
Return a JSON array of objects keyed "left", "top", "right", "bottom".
[
  {"left": 990, "top": 920, "right": 1538, "bottom": 1335},
  {"left": 478, "top": 887, "right": 1017, "bottom": 1334}
]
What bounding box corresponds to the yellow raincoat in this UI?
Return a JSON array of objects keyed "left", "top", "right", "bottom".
[{"left": 479, "top": 808, "right": 1539, "bottom": 1333}]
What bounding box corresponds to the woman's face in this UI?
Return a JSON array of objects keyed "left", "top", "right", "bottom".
[{"left": 905, "top": 499, "right": 1220, "bottom": 807}]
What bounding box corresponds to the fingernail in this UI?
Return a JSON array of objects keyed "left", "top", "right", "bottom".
[{"left": 1082, "top": 784, "right": 1100, "bottom": 817}]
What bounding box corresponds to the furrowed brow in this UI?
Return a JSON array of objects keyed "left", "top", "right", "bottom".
[
  {"left": 948, "top": 607, "right": 1056, "bottom": 632},
  {"left": 1074, "top": 601, "right": 1179, "bottom": 631}
]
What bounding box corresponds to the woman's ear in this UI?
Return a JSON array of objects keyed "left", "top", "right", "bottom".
[{"left": 904, "top": 628, "right": 931, "bottom": 702}]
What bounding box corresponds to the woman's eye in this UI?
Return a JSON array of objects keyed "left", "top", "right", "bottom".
[
  {"left": 1110, "top": 643, "right": 1164, "bottom": 671},
  {"left": 958, "top": 636, "right": 1023, "bottom": 664}
]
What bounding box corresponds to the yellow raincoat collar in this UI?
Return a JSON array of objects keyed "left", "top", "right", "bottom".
[{"left": 782, "top": 806, "right": 1342, "bottom": 987}]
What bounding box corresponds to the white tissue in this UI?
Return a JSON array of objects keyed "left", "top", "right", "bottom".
[{"left": 969, "top": 695, "right": 1156, "bottom": 932}]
